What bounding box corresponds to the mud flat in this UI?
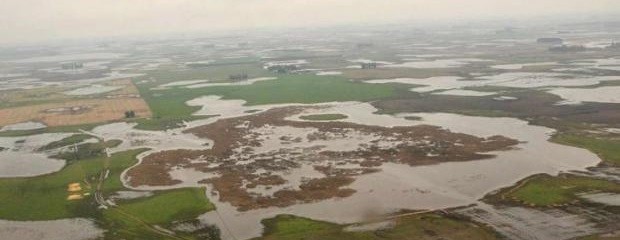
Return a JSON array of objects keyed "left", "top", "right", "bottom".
[
  {"left": 0, "top": 218, "right": 103, "bottom": 240},
  {"left": 0, "top": 133, "right": 72, "bottom": 177},
  {"left": 121, "top": 99, "right": 600, "bottom": 239}
]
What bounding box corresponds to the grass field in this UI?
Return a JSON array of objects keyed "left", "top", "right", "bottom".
[
  {"left": 135, "top": 74, "right": 397, "bottom": 130},
  {"left": 141, "top": 62, "right": 271, "bottom": 83},
  {"left": 255, "top": 213, "right": 498, "bottom": 240},
  {"left": 552, "top": 133, "right": 620, "bottom": 166},
  {"left": 494, "top": 174, "right": 620, "bottom": 207},
  {"left": 0, "top": 145, "right": 217, "bottom": 239},
  {"left": 103, "top": 187, "right": 217, "bottom": 239},
  {"left": 38, "top": 134, "right": 94, "bottom": 151},
  {"left": 299, "top": 113, "right": 348, "bottom": 121},
  {"left": 105, "top": 188, "right": 213, "bottom": 225},
  {"left": 0, "top": 149, "right": 145, "bottom": 220}
]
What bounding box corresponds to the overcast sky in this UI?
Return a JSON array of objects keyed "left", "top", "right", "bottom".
[{"left": 1, "top": 0, "right": 619, "bottom": 45}]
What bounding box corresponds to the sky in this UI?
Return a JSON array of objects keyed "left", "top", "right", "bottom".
[{"left": 1, "top": 0, "right": 620, "bottom": 45}]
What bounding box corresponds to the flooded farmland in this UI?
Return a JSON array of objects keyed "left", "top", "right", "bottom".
[{"left": 1, "top": 8, "right": 620, "bottom": 240}]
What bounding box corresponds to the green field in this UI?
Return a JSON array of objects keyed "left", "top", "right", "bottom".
[
  {"left": 135, "top": 75, "right": 397, "bottom": 130},
  {"left": 106, "top": 188, "right": 214, "bottom": 225},
  {"left": 299, "top": 113, "right": 348, "bottom": 121},
  {"left": 38, "top": 134, "right": 94, "bottom": 151},
  {"left": 0, "top": 146, "right": 218, "bottom": 239},
  {"left": 0, "top": 149, "right": 145, "bottom": 220},
  {"left": 497, "top": 174, "right": 620, "bottom": 206},
  {"left": 552, "top": 133, "right": 620, "bottom": 166},
  {"left": 255, "top": 213, "right": 498, "bottom": 240},
  {"left": 103, "top": 188, "right": 217, "bottom": 240}
]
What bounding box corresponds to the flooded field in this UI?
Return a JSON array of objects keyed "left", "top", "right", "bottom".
[
  {"left": 115, "top": 98, "right": 601, "bottom": 239},
  {"left": 1, "top": 16, "right": 619, "bottom": 240},
  {"left": 0, "top": 133, "right": 72, "bottom": 177},
  {"left": 0, "top": 218, "right": 103, "bottom": 240}
]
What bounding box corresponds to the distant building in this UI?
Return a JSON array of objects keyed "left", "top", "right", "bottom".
[
  {"left": 229, "top": 73, "right": 249, "bottom": 81},
  {"left": 537, "top": 37, "right": 563, "bottom": 44},
  {"left": 360, "top": 62, "right": 377, "bottom": 69},
  {"left": 607, "top": 40, "right": 620, "bottom": 49},
  {"left": 356, "top": 43, "right": 373, "bottom": 49},
  {"left": 267, "top": 65, "right": 299, "bottom": 74},
  {"left": 549, "top": 44, "right": 586, "bottom": 53},
  {"left": 61, "top": 62, "right": 84, "bottom": 70}
]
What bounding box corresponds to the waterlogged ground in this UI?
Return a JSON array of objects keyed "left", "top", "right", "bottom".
[
  {"left": 118, "top": 98, "right": 600, "bottom": 239},
  {"left": 1, "top": 22, "right": 619, "bottom": 240}
]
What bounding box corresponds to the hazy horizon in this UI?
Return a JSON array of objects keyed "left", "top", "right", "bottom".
[{"left": 2, "top": 0, "right": 620, "bottom": 45}]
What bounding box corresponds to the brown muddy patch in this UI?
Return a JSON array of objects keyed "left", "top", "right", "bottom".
[{"left": 126, "top": 106, "right": 518, "bottom": 211}]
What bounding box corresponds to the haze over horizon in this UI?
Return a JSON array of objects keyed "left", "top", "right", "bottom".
[{"left": 2, "top": 0, "right": 620, "bottom": 45}]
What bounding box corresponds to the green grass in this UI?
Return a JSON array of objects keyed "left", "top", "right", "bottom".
[
  {"left": 255, "top": 213, "right": 498, "bottom": 240},
  {"left": 106, "top": 188, "right": 214, "bottom": 225},
  {"left": 135, "top": 74, "right": 397, "bottom": 130},
  {"left": 552, "top": 133, "right": 620, "bottom": 166},
  {"left": 52, "top": 139, "right": 122, "bottom": 162},
  {"left": 502, "top": 174, "right": 620, "bottom": 206},
  {"left": 299, "top": 114, "right": 348, "bottom": 121},
  {"left": 141, "top": 63, "right": 271, "bottom": 83},
  {"left": 0, "top": 149, "right": 146, "bottom": 220},
  {"left": 102, "top": 187, "right": 217, "bottom": 240},
  {"left": 38, "top": 134, "right": 94, "bottom": 151}
]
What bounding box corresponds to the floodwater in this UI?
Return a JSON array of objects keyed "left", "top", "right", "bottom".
[
  {"left": 0, "top": 133, "right": 72, "bottom": 177},
  {"left": 63, "top": 84, "right": 122, "bottom": 95},
  {"left": 548, "top": 86, "right": 620, "bottom": 104},
  {"left": 433, "top": 89, "right": 497, "bottom": 96},
  {"left": 364, "top": 72, "right": 620, "bottom": 92},
  {"left": 386, "top": 58, "right": 491, "bottom": 68},
  {"left": 579, "top": 193, "right": 620, "bottom": 206},
  {"left": 8, "top": 53, "right": 126, "bottom": 63},
  {"left": 457, "top": 203, "right": 602, "bottom": 240},
  {"left": 0, "top": 121, "right": 46, "bottom": 131},
  {"left": 0, "top": 218, "right": 104, "bottom": 240},
  {"left": 161, "top": 100, "right": 601, "bottom": 240},
  {"left": 491, "top": 62, "right": 557, "bottom": 70},
  {"left": 184, "top": 77, "right": 277, "bottom": 88}
]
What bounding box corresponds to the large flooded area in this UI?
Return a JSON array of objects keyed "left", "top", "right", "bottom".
[{"left": 117, "top": 98, "right": 600, "bottom": 240}]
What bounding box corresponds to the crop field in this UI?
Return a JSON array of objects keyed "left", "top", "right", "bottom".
[{"left": 0, "top": 98, "right": 151, "bottom": 127}]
